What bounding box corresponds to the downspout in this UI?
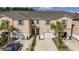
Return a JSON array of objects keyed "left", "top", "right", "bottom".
[{"left": 71, "top": 24, "right": 75, "bottom": 38}]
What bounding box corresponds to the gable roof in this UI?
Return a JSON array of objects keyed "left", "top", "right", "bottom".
[
  {"left": 0, "top": 11, "right": 29, "bottom": 20},
  {"left": 0, "top": 11, "right": 78, "bottom": 20}
]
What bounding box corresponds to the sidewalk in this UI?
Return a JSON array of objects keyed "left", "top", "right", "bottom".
[
  {"left": 20, "top": 37, "right": 34, "bottom": 51},
  {"left": 64, "top": 39, "right": 79, "bottom": 51},
  {"left": 73, "top": 34, "right": 79, "bottom": 40},
  {"left": 35, "top": 36, "right": 57, "bottom": 51}
]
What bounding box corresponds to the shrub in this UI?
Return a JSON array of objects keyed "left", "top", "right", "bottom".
[
  {"left": 58, "top": 43, "right": 68, "bottom": 49},
  {"left": 52, "top": 37, "right": 69, "bottom": 51},
  {"left": 0, "top": 32, "right": 8, "bottom": 45},
  {"left": 11, "top": 37, "right": 17, "bottom": 40}
]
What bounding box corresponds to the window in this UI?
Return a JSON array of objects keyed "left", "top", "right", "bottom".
[
  {"left": 32, "top": 20, "right": 34, "bottom": 24},
  {"left": 1, "top": 20, "right": 9, "bottom": 24},
  {"left": 62, "top": 20, "right": 67, "bottom": 28},
  {"left": 36, "top": 20, "right": 39, "bottom": 24},
  {"left": 18, "top": 20, "right": 24, "bottom": 25},
  {"left": 46, "top": 20, "right": 50, "bottom": 25}
]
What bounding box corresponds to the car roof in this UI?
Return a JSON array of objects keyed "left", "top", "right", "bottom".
[{"left": 7, "top": 42, "right": 20, "bottom": 46}]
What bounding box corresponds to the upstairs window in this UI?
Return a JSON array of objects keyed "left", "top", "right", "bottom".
[
  {"left": 62, "top": 20, "right": 67, "bottom": 28},
  {"left": 18, "top": 20, "right": 24, "bottom": 25},
  {"left": 36, "top": 20, "right": 39, "bottom": 24},
  {"left": 1, "top": 20, "right": 9, "bottom": 24},
  {"left": 31, "top": 20, "right": 34, "bottom": 24},
  {"left": 46, "top": 20, "right": 50, "bottom": 25}
]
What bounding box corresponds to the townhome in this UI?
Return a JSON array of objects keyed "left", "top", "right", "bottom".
[
  {"left": 0, "top": 11, "right": 31, "bottom": 39},
  {"left": 72, "top": 13, "right": 79, "bottom": 36},
  {"left": 0, "top": 11, "right": 77, "bottom": 39}
]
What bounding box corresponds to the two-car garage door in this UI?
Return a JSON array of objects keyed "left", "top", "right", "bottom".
[{"left": 40, "top": 32, "right": 55, "bottom": 39}]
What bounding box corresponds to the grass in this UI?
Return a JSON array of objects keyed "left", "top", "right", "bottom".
[
  {"left": 30, "top": 35, "right": 37, "bottom": 51},
  {"left": 72, "top": 36, "right": 78, "bottom": 40},
  {"left": 57, "top": 42, "right": 69, "bottom": 51},
  {"left": 69, "top": 36, "right": 73, "bottom": 40},
  {"left": 52, "top": 38, "right": 69, "bottom": 51}
]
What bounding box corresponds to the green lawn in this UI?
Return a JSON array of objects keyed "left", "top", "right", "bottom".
[
  {"left": 57, "top": 42, "right": 69, "bottom": 51},
  {"left": 30, "top": 36, "right": 37, "bottom": 51},
  {"left": 52, "top": 38, "right": 69, "bottom": 51}
]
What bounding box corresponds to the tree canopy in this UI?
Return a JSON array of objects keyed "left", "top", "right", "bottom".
[{"left": 0, "top": 7, "right": 34, "bottom": 12}]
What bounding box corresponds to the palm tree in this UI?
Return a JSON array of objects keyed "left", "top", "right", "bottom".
[
  {"left": 0, "top": 21, "right": 15, "bottom": 43},
  {"left": 0, "top": 33, "right": 8, "bottom": 45},
  {"left": 0, "top": 21, "right": 14, "bottom": 31},
  {"left": 51, "top": 21, "right": 64, "bottom": 46}
]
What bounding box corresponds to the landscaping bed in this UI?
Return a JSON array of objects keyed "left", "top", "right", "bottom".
[
  {"left": 30, "top": 35, "right": 37, "bottom": 51},
  {"left": 0, "top": 45, "right": 3, "bottom": 51},
  {"left": 57, "top": 42, "right": 69, "bottom": 51},
  {"left": 52, "top": 38, "right": 69, "bottom": 51}
]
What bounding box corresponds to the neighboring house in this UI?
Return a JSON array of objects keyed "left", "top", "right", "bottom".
[
  {"left": 0, "top": 11, "right": 77, "bottom": 39},
  {"left": 72, "top": 13, "right": 79, "bottom": 36}
]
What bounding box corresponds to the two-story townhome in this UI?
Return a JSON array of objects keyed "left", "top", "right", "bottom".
[
  {"left": 0, "top": 11, "right": 31, "bottom": 39},
  {"left": 0, "top": 11, "right": 76, "bottom": 39},
  {"left": 72, "top": 13, "right": 79, "bottom": 39}
]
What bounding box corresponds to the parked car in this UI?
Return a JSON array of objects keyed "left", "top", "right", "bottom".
[{"left": 4, "top": 42, "right": 23, "bottom": 51}]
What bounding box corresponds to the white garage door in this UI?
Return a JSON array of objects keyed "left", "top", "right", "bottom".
[{"left": 44, "top": 32, "right": 55, "bottom": 39}]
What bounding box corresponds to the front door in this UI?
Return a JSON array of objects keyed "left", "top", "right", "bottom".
[
  {"left": 31, "top": 27, "right": 39, "bottom": 35},
  {"left": 31, "top": 28, "right": 35, "bottom": 35},
  {"left": 36, "top": 28, "right": 39, "bottom": 35}
]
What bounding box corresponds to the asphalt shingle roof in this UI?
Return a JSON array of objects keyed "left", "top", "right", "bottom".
[{"left": 0, "top": 11, "right": 78, "bottom": 20}]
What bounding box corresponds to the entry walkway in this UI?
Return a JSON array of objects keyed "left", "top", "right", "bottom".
[{"left": 35, "top": 36, "right": 57, "bottom": 51}]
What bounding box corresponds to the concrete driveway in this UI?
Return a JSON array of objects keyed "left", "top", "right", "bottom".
[
  {"left": 35, "top": 36, "right": 57, "bottom": 51},
  {"left": 20, "top": 38, "right": 34, "bottom": 51},
  {"left": 0, "top": 48, "right": 3, "bottom": 51},
  {"left": 64, "top": 39, "right": 79, "bottom": 51}
]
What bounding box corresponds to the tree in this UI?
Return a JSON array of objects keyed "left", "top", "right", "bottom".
[
  {"left": 0, "top": 7, "right": 5, "bottom": 12},
  {"left": 51, "top": 21, "right": 64, "bottom": 45},
  {"left": 5, "top": 7, "right": 11, "bottom": 11},
  {"left": 12, "top": 7, "right": 34, "bottom": 11},
  {"left": 0, "top": 32, "right": 8, "bottom": 45},
  {"left": 0, "top": 21, "right": 14, "bottom": 32},
  {"left": 0, "top": 7, "right": 34, "bottom": 12},
  {"left": 0, "top": 21, "right": 15, "bottom": 43}
]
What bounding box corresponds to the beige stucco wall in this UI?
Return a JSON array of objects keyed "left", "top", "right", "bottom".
[
  {"left": 0, "top": 16, "right": 72, "bottom": 37},
  {"left": 13, "top": 20, "right": 30, "bottom": 36},
  {"left": 33, "top": 20, "right": 39, "bottom": 27},
  {"left": 39, "top": 19, "right": 55, "bottom": 35},
  {"left": 58, "top": 17, "right": 72, "bottom": 36},
  {"left": 72, "top": 21, "right": 79, "bottom": 35},
  {"left": 0, "top": 16, "right": 30, "bottom": 37},
  {"left": 39, "top": 17, "right": 72, "bottom": 36}
]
